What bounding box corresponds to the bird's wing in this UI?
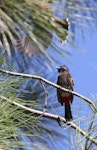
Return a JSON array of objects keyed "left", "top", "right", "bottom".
[
  {"left": 57, "top": 77, "right": 63, "bottom": 105},
  {"left": 67, "top": 74, "right": 74, "bottom": 103}
]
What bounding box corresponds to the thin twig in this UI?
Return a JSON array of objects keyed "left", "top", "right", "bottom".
[
  {"left": 40, "top": 80, "right": 48, "bottom": 112},
  {"left": 0, "top": 68, "right": 97, "bottom": 113},
  {"left": 85, "top": 114, "right": 95, "bottom": 149},
  {"left": 0, "top": 95, "right": 97, "bottom": 146}
]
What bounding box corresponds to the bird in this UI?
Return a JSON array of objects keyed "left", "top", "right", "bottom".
[{"left": 57, "top": 65, "right": 74, "bottom": 121}]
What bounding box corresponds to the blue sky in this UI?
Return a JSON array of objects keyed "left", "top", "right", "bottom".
[
  {"left": 70, "top": 28, "right": 97, "bottom": 100},
  {"left": 51, "top": 0, "right": 97, "bottom": 102}
]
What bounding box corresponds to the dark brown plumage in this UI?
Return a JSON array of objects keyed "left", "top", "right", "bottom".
[{"left": 57, "top": 65, "right": 74, "bottom": 121}]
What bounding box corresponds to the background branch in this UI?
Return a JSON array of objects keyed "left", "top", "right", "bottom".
[
  {"left": 0, "top": 95, "right": 97, "bottom": 146},
  {"left": 40, "top": 80, "right": 48, "bottom": 112},
  {"left": 0, "top": 68, "right": 97, "bottom": 113}
]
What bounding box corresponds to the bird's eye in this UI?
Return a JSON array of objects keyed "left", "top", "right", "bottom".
[
  {"left": 58, "top": 69, "right": 64, "bottom": 72},
  {"left": 62, "top": 68, "right": 65, "bottom": 72}
]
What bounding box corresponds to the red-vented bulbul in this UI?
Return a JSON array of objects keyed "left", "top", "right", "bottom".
[{"left": 57, "top": 65, "right": 74, "bottom": 121}]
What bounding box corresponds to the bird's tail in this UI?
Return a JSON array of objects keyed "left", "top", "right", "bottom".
[{"left": 65, "top": 103, "right": 72, "bottom": 121}]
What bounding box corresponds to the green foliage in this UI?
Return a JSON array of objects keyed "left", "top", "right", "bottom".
[
  {"left": 0, "top": 74, "right": 39, "bottom": 149},
  {"left": 0, "top": 55, "right": 4, "bottom": 65},
  {"left": 0, "top": 0, "right": 69, "bottom": 59}
]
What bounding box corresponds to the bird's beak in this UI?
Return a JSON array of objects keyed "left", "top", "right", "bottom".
[{"left": 56, "top": 66, "right": 60, "bottom": 69}]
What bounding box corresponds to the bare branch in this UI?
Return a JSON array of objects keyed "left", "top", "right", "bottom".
[
  {"left": 0, "top": 68, "right": 97, "bottom": 113},
  {"left": 0, "top": 95, "right": 97, "bottom": 146},
  {"left": 40, "top": 80, "right": 48, "bottom": 112}
]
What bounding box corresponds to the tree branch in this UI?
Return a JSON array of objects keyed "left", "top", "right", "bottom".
[
  {"left": 40, "top": 80, "right": 48, "bottom": 112},
  {"left": 0, "top": 68, "right": 97, "bottom": 113},
  {"left": 0, "top": 95, "right": 97, "bottom": 146}
]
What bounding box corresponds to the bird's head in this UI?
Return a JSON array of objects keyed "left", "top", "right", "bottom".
[{"left": 57, "top": 65, "right": 69, "bottom": 73}]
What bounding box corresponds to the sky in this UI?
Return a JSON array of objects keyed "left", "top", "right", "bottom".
[
  {"left": 46, "top": 2, "right": 97, "bottom": 149},
  {"left": 43, "top": 16, "right": 97, "bottom": 149},
  {"left": 13, "top": 1, "right": 97, "bottom": 149},
  {"left": 51, "top": 0, "right": 97, "bottom": 102},
  {"left": 69, "top": 27, "right": 97, "bottom": 100}
]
